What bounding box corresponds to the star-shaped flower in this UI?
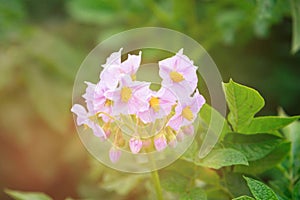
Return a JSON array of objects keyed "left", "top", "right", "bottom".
[
  {"left": 138, "top": 87, "right": 177, "bottom": 123},
  {"left": 104, "top": 75, "right": 150, "bottom": 115},
  {"left": 71, "top": 104, "right": 106, "bottom": 139},
  {"left": 100, "top": 49, "right": 142, "bottom": 89},
  {"left": 167, "top": 90, "right": 205, "bottom": 131},
  {"left": 159, "top": 49, "right": 198, "bottom": 100}
]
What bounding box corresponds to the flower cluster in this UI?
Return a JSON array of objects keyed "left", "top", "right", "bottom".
[{"left": 71, "top": 49, "right": 205, "bottom": 163}]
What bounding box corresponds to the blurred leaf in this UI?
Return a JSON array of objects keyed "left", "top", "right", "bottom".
[
  {"left": 244, "top": 176, "right": 278, "bottom": 200},
  {"left": 224, "top": 133, "right": 282, "bottom": 161},
  {"left": 0, "top": 0, "right": 26, "bottom": 36},
  {"left": 235, "top": 142, "right": 291, "bottom": 174},
  {"left": 179, "top": 188, "right": 207, "bottom": 200},
  {"left": 67, "top": 0, "right": 121, "bottom": 25},
  {"left": 24, "top": 67, "right": 71, "bottom": 134},
  {"left": 196, "top": 148, "right": 248, "bottom": 169},
  {"left": 161, "top": 171, "right": 189, "bottom": 193},
  {"left": 293, "top": 180, "right": 300, "bottom": 200},
  {"left": 291, "top": 0, "right": 300, "bottom": 53},
  {"left": 223, "top": 172, "right": 252, "bottom": 197},
  {"left": 222, "top": 79, "right": 265, "bottom": 132},
  {"left": 101, "top": 173, "right": 146, "bottom": 195},
  {"left": 239, "top": 116, "right": 300, "bottom": 134},
  {"left": 232, "top": 195, "right": 255, "bottom": 200},
  {"left": 5, "top": 189, "right": 52, "bottom": 200}
]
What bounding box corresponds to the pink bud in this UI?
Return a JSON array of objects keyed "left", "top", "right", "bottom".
[
  {"left": 154, "top": 135, "right": 167, "bottom": 152},
  {"left": 142, "top": 139, "right": 151, "bottom": 148},
  {"left": 182, "top": 125, "right": 194, "bottom": 135},
  {"left": 129, "top": 137, "right": 143, "bottom": 154},
  {"left": 168, "top": 137, "right": 177, "bottom": 148},
  {"left": 109, "top": 147, "right": 121, "bottom": 163},
  {"left": 176, "top": 130, "right": 185, "bottom": 142}
]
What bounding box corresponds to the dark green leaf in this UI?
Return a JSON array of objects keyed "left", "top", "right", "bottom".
[
  {"left": 293, "top": 180, "right": 300, "bottom": 200},
  {"left": 222, "top": 79, "right": 265, "bottom": 132},
  {"left": 196, "top": 148, "right": 248, "bottom": 169},
  {"left": 239, "top": 116, "right": 300, "bottom": 134},
  {"left": 223, "top": 172, "right": 252, "bottom": 197},
  {"left": 235, "top": 142, "right": 291, "bottom": 174},
  {"left": 244, "top": 176, "right": 278, "bottom": 200},
  {"left": 224, "top": 133, "right": 282, "bottom": 161}
]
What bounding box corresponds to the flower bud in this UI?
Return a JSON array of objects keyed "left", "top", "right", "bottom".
[
  {"left": 154, "top": 134, "right": 167, "bottom": 152},
  {"left": 109, "top": 146, "right": 121, "bottom": 163},
  {"left": 129, "top": 137, "right": 143, "bottom": 154},
  {"left": 182, "top": 125, "right": 194, "bottom": 135},
  {"left": 176, "top": 130, "right": 185, "bottom": 142}
]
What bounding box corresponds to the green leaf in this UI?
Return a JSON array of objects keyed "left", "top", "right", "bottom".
[
  {"left": 293, "top": 180, "right": 300, "bottom": 200},
  {"left": 224, "top": 133, "right": 282, "bottom": 161},
  {"left": 198, "top": 104, "right": 231, "bottom": 158},
  {"left": 179, "top": 188, "right": 207, "bottom": 200},
  {"left": 5, "top": 189, "right": 52, "bottom": 200},
  {"left": 196, "top": 148, "right": 248, "bottom": 169},
  {"left": 239, "top": 116, "right": 300, "bottom": 134},
  {"left": 235, "top": 142, "right": 291, "bottom": 174},
  {"left": 160, "top": 171, "right": 189, "bottom": 193},
  {"left": 222, "top": 79, "right": 265, "bottom": 132},
  {"left": 244, "top": 176, "right": 279, "bottom": 200},
  {"left": 223, "top": 172, "right": 252, "bottom": 197},
  {"left": 232, "top": 195, "right": 255, "bottom": 200},
  {"left": 291, "top": 0, "right": 300, "bottom": 53}
]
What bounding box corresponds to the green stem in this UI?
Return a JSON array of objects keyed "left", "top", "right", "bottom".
[{"left": 151, "top": 170, "right": 164, "bottom": 200}]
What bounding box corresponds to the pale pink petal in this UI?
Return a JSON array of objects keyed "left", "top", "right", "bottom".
[
  {"left": 100, "top": 64, "right": 121, "bottom": 89},
  {"left": 102, "top": 48, "right": 122, "bottom": 68},
  {"left": 120, "top": 51, "right": 141, "bottom": 74},
  {"left": 154, "top": 135, "right": 167, "bottom": 152},
  {"left": 182, "top": 125, "right": 194, "bottom": 135},
  {"left": 71, "top": 104, "right": 88, "bottom": 126},
  {"left": 129, "top": 137, "right": 143, "bottom": 154},
  {"left": 109, "top": 146, "right": 122, "bottom": 163}
]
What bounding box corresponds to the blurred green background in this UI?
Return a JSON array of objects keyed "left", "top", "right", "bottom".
[{"left": 0, "top": 0, "right": 300, "bottom": 199}]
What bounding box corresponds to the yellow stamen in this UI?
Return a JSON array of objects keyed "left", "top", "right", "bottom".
[
  {"left": 182, "top": 106, "right": 193, "bottom": 121},
  {"left": 121, "top": 87, "right": 132, "bottom": 102},
  {"left": 149, "top": 97, "right": 160, "bottom": 112},
  {"left": 170, "top": 71, "right": 184, "bottom": 82},
  {"left": 131, "top": 74, "right": 136, "bottom": 81},
  {"left": 105, "top": 99, "right": 113, "bottom": 107}
]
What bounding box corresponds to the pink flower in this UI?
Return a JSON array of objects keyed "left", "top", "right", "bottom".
[
  {"left": 167, "top": 90, "right": 205, "bottom": 131},
  {"left": 105, "top": 75, "right": 150, "bottom": 115},
  {"left": 82, "top": 81, "right": 113, "bottom": 122},
  {"left": 154, "top": 134, "right": 168, "bottom": 152},
  {"left": 71, "top": 104, "right": 106, "bottom": 139},
  {"left": 109, "top": 146, "right": 122, "bottom": 163},
  {"left": 182, "top": 125, "right": 194, "bottom": 135},
  {"left": 100, "top": 49, "right": 141, "bottom": 89},
  {"left": 159, "top": 49, "right": 198, "bottom": 100},
  {"left": 138, "top": 87, "right": 177, "bottom": 123},
  {"left": 129, "top": 137, "right": 143, "bottom": 154},
  {"left": 102, "top": 48, "right": 123, "bottom": 68}
]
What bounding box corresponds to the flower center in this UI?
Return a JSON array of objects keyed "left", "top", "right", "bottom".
[
  {"left": 121, "top": 87, "right": 132, "bottom": 102},
  {"left": 182, "top": 106, "right": 193, "bottom": 121},
  {"left": 104, "top": 99, "right": 113, "bottom": 107},
  {"left": 170, "top": 71, "right": 184, "bottom": 82},
  {"left": 149, "top": 97, "right": 160, "bottom": 112}
]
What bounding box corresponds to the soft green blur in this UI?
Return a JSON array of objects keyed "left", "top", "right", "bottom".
[{"left": 0, "top": 0, "right": 299, "bottom": 199}]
